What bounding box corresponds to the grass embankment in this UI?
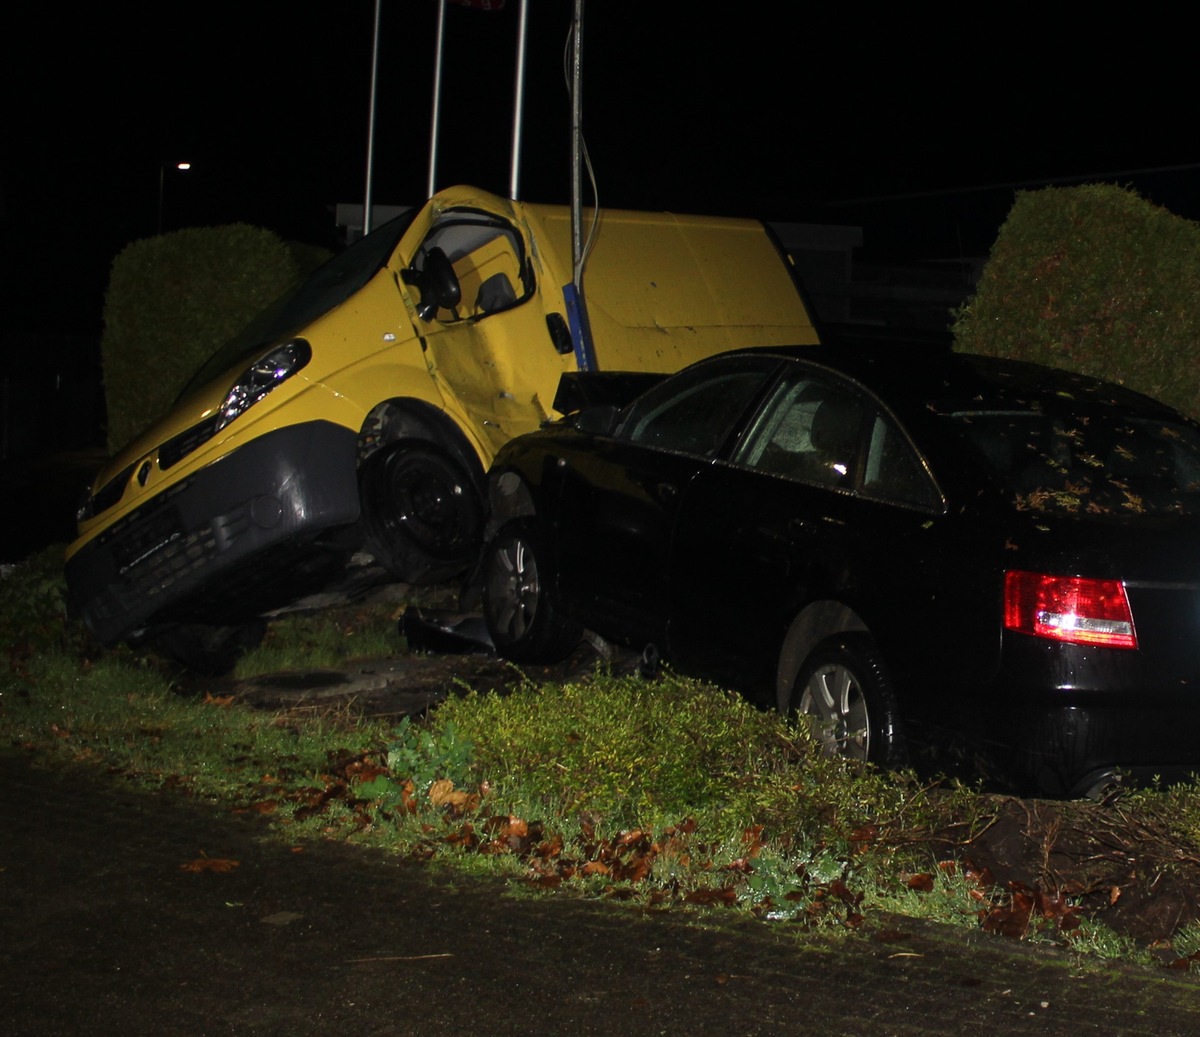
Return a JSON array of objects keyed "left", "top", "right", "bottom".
[{"left": 5, "top": 547, "right": 1200, "bottom": 966}]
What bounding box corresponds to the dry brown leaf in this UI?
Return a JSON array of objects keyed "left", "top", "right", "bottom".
[{"left": 180, "top": 857, "right": 240, "bottom": 874}]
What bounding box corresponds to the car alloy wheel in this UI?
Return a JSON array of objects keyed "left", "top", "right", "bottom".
[
  {"left": 793, "top": 634, "right": 906, "bottom": 768},
  {"left": 482, "top": 522, "right": 581, "bottom": 663}
]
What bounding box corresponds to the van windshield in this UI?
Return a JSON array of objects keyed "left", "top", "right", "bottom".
[{"left": 178, "top": 209, "right": 418, "bottom": 399}]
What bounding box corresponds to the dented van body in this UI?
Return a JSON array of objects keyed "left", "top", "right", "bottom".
[{"left": 65, "top": 185, "right": 818, "bottom": 663}]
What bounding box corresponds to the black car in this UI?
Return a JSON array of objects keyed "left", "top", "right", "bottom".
[{"left": 479, "top": 343, "right": 1200, "bottom": 797}]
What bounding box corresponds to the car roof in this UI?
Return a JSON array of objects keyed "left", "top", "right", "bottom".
[{"left": 722, "top": 338, "right": 1188, "bottom": 423}]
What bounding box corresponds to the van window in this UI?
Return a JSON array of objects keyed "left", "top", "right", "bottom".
[{"left": 411, "top": 212, "right": 533, "bottom": 322}]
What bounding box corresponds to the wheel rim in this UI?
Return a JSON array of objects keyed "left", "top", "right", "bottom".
[
  {"left": 797, "top": 662, "right": 870, "bottom": 761},
  {"left": 371, "top": 454, "right": 477, "bottom": 559},
  {"left": 485, "top": 536, "right": 540, "bottom": 641},
  {"left": 395, "top": 470, "right": 463, "bottom": 552}
]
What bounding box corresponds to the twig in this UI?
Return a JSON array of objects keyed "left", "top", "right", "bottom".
[{"left": 347, "top": 953, "right": 454, "bottom": 963}]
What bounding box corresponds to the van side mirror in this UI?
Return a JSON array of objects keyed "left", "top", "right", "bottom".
[{"left": 404, "top": 247, "right": 462, "bottom": 321}]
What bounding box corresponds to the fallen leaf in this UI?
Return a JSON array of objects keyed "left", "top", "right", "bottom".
[
  {"left": 684, "top": 886, "right": 738, "bottom": 906},
  {"left": 873, "top": 929, "right": 912, "bottom": 943},
  {"left": 180, "top": 856, "right": 240, "bottom": 873}
]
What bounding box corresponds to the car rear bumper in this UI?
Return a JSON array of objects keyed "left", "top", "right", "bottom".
[
  {"left": 1013, "top": 701, "right": 1200, "bottom": 796},
  {"left": 65, "top": 420, "right": 361, "bottom": 644},
  {"left": 996, "top": 636, "right": 1200, "bottom": 794}
]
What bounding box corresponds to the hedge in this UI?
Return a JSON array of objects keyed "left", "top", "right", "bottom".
[
  {"left": 100, "top": 225, "right": 313, "bottom": 453},
  {"left": 952, "top": 183, "right": 1200, "bottom": 419}
]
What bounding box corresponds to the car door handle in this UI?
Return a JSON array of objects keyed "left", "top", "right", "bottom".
[{"left": 656, "top": 482, "right": 678, "bottom": 501}]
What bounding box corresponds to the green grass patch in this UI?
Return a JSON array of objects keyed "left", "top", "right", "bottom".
[
  {"left": 234, "top": 602, "right": 404, "bottom": 678},
  {"left": 7, "top": 549, "right": 1200, "bottom": 966}
]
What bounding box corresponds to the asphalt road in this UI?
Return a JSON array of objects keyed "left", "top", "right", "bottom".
[{"left": 3, "top": 752, "right": 1200, "bottom": 1037}]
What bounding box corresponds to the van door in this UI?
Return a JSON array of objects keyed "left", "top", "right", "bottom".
[{"left": 399, "top": 209, "right": 576, "bottom": 459}]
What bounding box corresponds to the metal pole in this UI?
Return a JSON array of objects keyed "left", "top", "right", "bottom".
[
  {"left": 363, "top": 0, "right": 383, "bottom": 235},
  {"left": 508, "top": 0, "right": 529, "bottom": 200},
  {"left": 427, "top": 0, "right": 448, "bottom": 200},
  {"left": 570, "top": 0, "right": 585, "bottom": 283}
]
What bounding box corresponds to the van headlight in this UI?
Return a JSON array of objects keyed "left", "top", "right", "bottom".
[{"left": 214, "top": 339, "right": 312, "bottom": 432}]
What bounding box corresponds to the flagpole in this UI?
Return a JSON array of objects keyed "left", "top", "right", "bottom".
[
  {"left": 363, "top": 0, "right": 383, "bottom": 234},
  {"left": 508, "top": 0, "right": 528, "bottom": 199},
  {"left": 570, "top": 0, "right": 584, "bottom": 283},
  {"left": 427, "top": 0, "right": 448, "bottom": 199}
]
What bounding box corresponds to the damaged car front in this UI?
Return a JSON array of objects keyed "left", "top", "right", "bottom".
[{"left": 65, "top": 212, "right": 422, "bottom": 671}]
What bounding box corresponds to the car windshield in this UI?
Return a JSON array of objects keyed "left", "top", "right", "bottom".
[
  {"left": 946, "top": 408, "right": 1200, "bottom": 517},
  {"left": 176, "top": 209, "right": 419, "bottom": 400}
]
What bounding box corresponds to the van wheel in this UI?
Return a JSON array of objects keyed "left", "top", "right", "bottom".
[
  {"left": 790, "top": 633, "right": 907, "bottom": 768},
  {"left": 482, "top": 522, "right": 581, "bottom": 663},
  {"left": 359, "top": 440, "right": 484, "bottom": 585}
]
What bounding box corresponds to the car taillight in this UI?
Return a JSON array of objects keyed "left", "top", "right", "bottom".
[{"left": 1004, "top": 570, "right": 1137, "bottom": 649}]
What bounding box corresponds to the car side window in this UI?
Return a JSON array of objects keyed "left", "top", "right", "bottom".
[
  {"left": 734, "top": 371, "right": 868, "bottom": 489},
  {"left": 734, "top": 366, "right": 940, "bottom": 507},
  {"left": 617, "top": 359, "right": 776, "bottom": 458},
  {"left": 408, "top": 212, "right": 532, "bottom": 322},
  {"left": 862, "top": 413, "right": 940, "bottom": 508}
]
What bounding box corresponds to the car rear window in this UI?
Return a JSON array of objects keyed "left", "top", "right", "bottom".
[{"left": 947, "top": 409, "right": 1200, "bottom": 517}]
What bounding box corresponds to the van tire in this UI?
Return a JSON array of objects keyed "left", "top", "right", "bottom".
[{"left": 359, "top": 439, "right": 484, "bottom": 585}]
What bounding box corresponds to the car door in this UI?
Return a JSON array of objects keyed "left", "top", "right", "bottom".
[
  {"left": 666, "top": 362, "right": 950, "bottom": 693},
  {"left": 553, "top": 356, "right": 781, "bottom": 645}
]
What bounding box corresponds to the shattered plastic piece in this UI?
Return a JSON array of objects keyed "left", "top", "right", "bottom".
[{"left": 401, "top": 606, "right": 495, "bottom": 655}]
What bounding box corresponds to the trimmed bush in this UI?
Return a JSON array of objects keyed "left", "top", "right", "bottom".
[
  {"left": 100, "top": 226, "right": 306, "bottom": 452},
  {"left": 952, "top": 184, "right": 1200, "bottom": 418}
]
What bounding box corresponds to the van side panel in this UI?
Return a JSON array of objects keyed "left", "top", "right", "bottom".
[{"left": 524, "top": 205, "right": 819, "bottom": 373}]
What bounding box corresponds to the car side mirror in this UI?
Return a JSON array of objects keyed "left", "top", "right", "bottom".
[{"left": 573, "top": 404, "right": 620, "bottom": 437}]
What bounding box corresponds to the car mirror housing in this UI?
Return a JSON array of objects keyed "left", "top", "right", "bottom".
[{"left": 573, "top": 404, "right": 620, "bottom": 437}]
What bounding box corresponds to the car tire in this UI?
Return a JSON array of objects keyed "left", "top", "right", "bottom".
[
  {"left": 481, "top": 522, "right": 582, "bottom": 663},
  {"left": 150, "top": 620, "right": 267, "bottom": 676},
  {"left": 359, "top": 440, "right": 484, "bottom": 585},
  {"left": 790, "top": 633, "right": 907, "bottom": 768}
]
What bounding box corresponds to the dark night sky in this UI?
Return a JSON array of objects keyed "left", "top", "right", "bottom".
[{"left": 4, "top": 1, "right": 1199, "bottom": 336}]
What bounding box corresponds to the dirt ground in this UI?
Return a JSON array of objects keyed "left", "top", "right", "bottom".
[{"left": 174, "top": 603, "right": 1200, "bottom": 960}]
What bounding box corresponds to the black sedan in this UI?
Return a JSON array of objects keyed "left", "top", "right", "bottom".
[{"left": 479, "top": 343, "right": 1200, "bottom": 797}]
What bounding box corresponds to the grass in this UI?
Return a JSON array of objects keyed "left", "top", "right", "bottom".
[
  {"left": 234, "top": 601, "right": 405, "bottom": 678},
  {"left": 6, "top": 545, "right": 1200, "bottom": 967}
]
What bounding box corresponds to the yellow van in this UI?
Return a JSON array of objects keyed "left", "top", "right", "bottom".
[{"left": 65, "top": 185, "right": 818, "bottom": 668}]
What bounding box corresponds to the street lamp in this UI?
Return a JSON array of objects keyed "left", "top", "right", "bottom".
[{"left": 157, "top": 161, "right": 191, "bottom": 235}]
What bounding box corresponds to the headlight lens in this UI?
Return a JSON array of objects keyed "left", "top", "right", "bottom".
[{"left": 214, "top": 339, "right": 312, "bottom": 432}]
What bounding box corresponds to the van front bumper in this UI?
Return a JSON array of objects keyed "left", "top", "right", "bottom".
[{"left": 66, "top": 421, "right": 362, "bottom": 644}]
